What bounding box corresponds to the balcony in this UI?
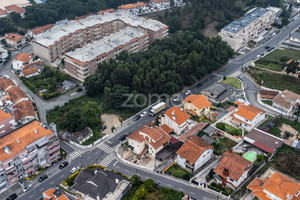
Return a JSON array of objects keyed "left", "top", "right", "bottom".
[
  {"left": 2, "top": 163, "right": 15, "bottom": 171},
  {"left": 0, "top": 180, "right": 7, "bottom": 189},
  {"left": 48, "top": 151, "right": 60, "bottom": 161},
  {"left": 7, "top": 171, "right": 18, "bottom": 180},
  {"left": 47, "top": 141, "right": 59, "bottom": 150},
  {"left": 21, "top": 156, "right": 32, "bottom": 164},
  {"left": 23, "top": 162, "right": 33, "bottom": 170},
  {"left": 5, "top": 166, "right": 16, "bottom": 174},
  {"left": 24, "top": 167, "right": 34, "bottom": 175},
  {"left": 48, "top": 146, "right": 60, "bottom": 155},
  {"left": 8, "top": 177, "right": 18, "bottom": 185}
]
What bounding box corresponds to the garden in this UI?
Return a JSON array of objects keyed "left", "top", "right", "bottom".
[
  {"left": 21, "top": 66, "right": 72, "bottom": 100},
  {"left": 164, "top": 164, "right": 193, "bottom": 181},
  {"left": 213, "top": 137, "right": 237, "bottom": 155},
  {"left": 216, "top": 122, "right": 243, "bottom": 136},
  {"left": 221, "top": 77, "right": 242, "bottom": 89},
  {"left": 208, "top": 182, "right": 233, "bottom": 196}
]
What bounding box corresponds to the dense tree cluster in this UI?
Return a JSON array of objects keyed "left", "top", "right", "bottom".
[{"left": 84, "top": 30, "right": 233, "bottom": 109}]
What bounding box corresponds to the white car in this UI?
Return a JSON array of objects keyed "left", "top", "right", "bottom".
[
  {"left": 23, "top": 184, "right": 33, "bottom": 192},
  {"left": 173, "top": 95, "right": 181, "bottom": 102},
  {"left": 70, "top": 166, "right": 80, "bottom": 174},
  {"left": 184, "top": 90, "right": 191, "bottom": 95},
  {"left": 140, "top": 111, "right": 147, "bottom": 117}
]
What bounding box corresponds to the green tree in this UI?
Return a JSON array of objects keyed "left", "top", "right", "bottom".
[
  {"left": 65, "top": 107, "right": 87, "bottom": 132},
  {"left": 216, "top": 122, "right": 226, "bottom": 131},
  {"left": 82, "top": 101, "right": 102, "bottom": 128},
  {"left": 130, "top": 174, "right": 141, "bottom": 187},
  {"left": 143, "top": 179, "right": 155, "bottom": 192}
]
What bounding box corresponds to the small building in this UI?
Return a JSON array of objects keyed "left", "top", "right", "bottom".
[
  {"left": 182, "top": 94, "right": 212, "bottom": 117},
  {"left": 11, "top": 53, "right": 34, "bottom": 71},
  {"left": 290, "top": 31, "right": 300, "bottom": 43},
  {"left": 127, "top": 126, "right": 171, "bottom": 158},
  {"left": 176, "top": 136, "right": 213, "bottom": 173},
  {"left": 247, "top": 168, "right": 300, "bottom": 200},
  {"left": 43, "top": 188, "right": 70, "bottom": 200},
  {"left": 13, "top": 100, "right": 36, "bottom": 123},
  {"left": 72, "top": 168, "right": 131, "bottom": 200},
  {"left": 214, "top": 150, "right": 253, "bottom": 189},
  {"left": 178, "top": 122, "right": 208, "bottom": 142},
  {"left": 204, "top": 84, "right": 227, "bottom": 101},
  {"left": 70, "top": 127, "right": 93, "bottom": 145},
  {"left": 5, "top": 33, "right": 26, "bottom": 47},
  {"left": 0, "top": 77, "right": 16, "bottom": 91},
  {"left": 231, "top": 103, "right": 267, "bottom": 131},
  {"left": 272, "top": 89, "right": 300, "bottom": 115},
  {"left": 0, "top": 109, "right": 16, "bottom": 136},
  {"left": 27, "top": 24, "right": 54, "bottom": 39},
  {"left": 156, "top": 140, "right": 183, "bottom": 162},
  {"left": 4, "top": 5, "right": 25, "bottom": 17},
  {"left": 3, "top": 86, "right": 29, "bottom": 105},
  {"left": 21, "top": 67, "right": 40, "bottom": 78},
  {"left": 243, "top": 128, "right": 284, "bottom": 154},
  {"left": 259, "top": 89, "right": 279, "bottom": 99},
  {"left": 0, "top": 9, "right": 9, "bottom": 18},
  {"left": 161, "top": 106, "right": 191, "bottom": 135}
]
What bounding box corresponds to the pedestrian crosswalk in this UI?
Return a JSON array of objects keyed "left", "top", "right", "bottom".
[
  {"left": 69, "top": 150, "right": 84, "bottom": 160},
  {"left": 96, "top": 142, "right": 114, "bottom": 153},
  {"left": 99, "top": 153, "right": 115, "bottom": 166}
]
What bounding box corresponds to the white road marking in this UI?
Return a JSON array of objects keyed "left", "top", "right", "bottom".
[
  {"left": 50, "top": 181, "right": 54, "bottom": 184},
  {"left": 113, "top": 161, "right": 118, "bottom": 166},
  {"left": 106, "top": 141, "right": 112, "bottom": 144}
]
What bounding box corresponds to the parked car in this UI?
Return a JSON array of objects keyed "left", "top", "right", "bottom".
[
  {"left": 196, "top": 83, "right": 202, "bottom": 88},
  {"left": 133, "top": 115, "right": 141, "bottom": 122},
  {"left": 184, "top": 90, "right": 191, "bottom": 95},
  {"left": 140, "top": 111, "right": 147, "bottom": 117},
  {"left": 173, "top": 95, "right": 181, "bottom": 102},
  {"left": 265, "top": 46, "right": 270, "bottom": 49},
  {"left": 155, "top": 181, "right": 161, "bottom": 186},
  {"left": 99, "top": 125, "right": 107, "bottom": 132},
  {"left": 76, "top": 87, "right": 83, "bottom": 92},
  {"left": 38, "top": 174, "right": 48, "bottom": 182},
  {"left": 119, "top": 134, "right": 127, "bottom": 141},
  {"left": 6, "top": 193, "right": 17, "bottom": 200},
  {"left": 59, "top": 161, "right": 69, "bottom": 169},
  {"left": 70, "top": 166, "right": 80, "bottom": 174},
  {"left": 23, "top": 184, "right": 33, "bottom": 192}
]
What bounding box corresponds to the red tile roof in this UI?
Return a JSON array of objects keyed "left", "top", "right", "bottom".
[
  {"left": 150, "top": 0, "right": 170, "bottom": 2},
  {"left": 29, "top": 24, "right": 53, "bottom": 35},
  {"left": 234, "top": 104, "right": 265, "bottom": 121},
  {"left": 176, "top": 136, "right": 213, "bottom": 164},
  {"left": 160, "top": 124, "right": 173, "bottom": 134},
  {"left": 13, "top": 100, "right": 35, "bottom": 121},
  {"left": 178, "top": 122, "right": 208, "bottom": 142},
  {"left": 5, "top": 86, "right": 28, "bottom": 103},
  {"left": 214, "top": 150, "right": 252, "bottom": 181},
  {"left": 0, "top": 77, "right": 16, "bottom": 91},
  {"left": 183, "top": 94, "right": 212, "bottom": 110},
  {"left": 5, "top": 5, "right": 25, "bottom": 14},
  {"left": 98, "top": 9, "right": 114, "bottom": 15},
  {"left": 0, "top": 110, "right": 13, "bottom": 121},
  {"left": 164, "top": 106, "right": 190, "bottom": 125},
  {"left": 0, "top": 9, "right": 9, "bottom": 16},
  {"left": 259, "top": 90, "right": 279, "bottom": 99},
  {"left": 5, "top": 34, "right": 25, "bottom": 42},
  {"left": 14, "top": 53, "right": 33, "bottom": 63},
  {"left": 22, "top": 67, "right": 39, "bottom": 77},
  {"left": 118, "top": 2, "right": 147, "bottom": 10},
  {"left": 127, "top": 126, "right": 171, "bottom": 149}
]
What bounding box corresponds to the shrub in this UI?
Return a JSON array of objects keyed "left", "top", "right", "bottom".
[{"left": 216, "top": 122, "right": 225, "bottom": 131}]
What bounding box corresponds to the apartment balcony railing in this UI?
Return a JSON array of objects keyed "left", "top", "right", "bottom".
[
  {"left": 21, "top": 156, "right": 32, "bottom": 164},
  {"left": 48, "top": 146, "right": 60, "bottom": 155},
  {"left": 23, "top": 162, "right": 33, "bottom": 170},
  {"left": 7, "top": 171, "right": 18, "bottom": 180},
  {"left": 5, "top": 166, "right": 16, "bottom": 174},
  {"left": 48, "top": 151, "right": 60, "bottom": 161},
  {"left": 24, "top": 167, "right": 34, "bottom": 175},
  {"left": 8, "top": 177, "right": 18, "bottom": 185}
]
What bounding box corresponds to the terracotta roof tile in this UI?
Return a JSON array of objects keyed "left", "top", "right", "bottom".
[
  {"left": 150, "top": 0, "right": 170, "bottom": 2},
  {"left": 234, "top": 104, "right": 265, "bottom": 121},
  {"left": 98, "top": 9, "right": 114, "bottom": 15},
  {"left": 273, "top": 95, "right": 293, "bottom": 109},
  {"left": 164, "top": 106, "right": 190, "bottom": 125},
  {"left": 176, "top": 136, "right": 213, "bottom": 164},
  {"left": 5, "top": 33, "right": 25, "bottom": 42},
  {"left": 0, "top": 9, "right": 9, "bottom": 16},
  {"left": 0, "top": 120, "right": 54, "bottom": 162},
  {"left": 178, "top": 122, "right": 208, "bottom": 142},
  {"left": 0, "top": 77, "right": 16, "bottom": 91},
  {"left": 118, "top": 2, "right": 147, "bottom": 10},
  {"left": 5, "top": 86, "right": 28, "bottom": 103},
  {"left": 160, "top": 124, "right": 173, "bottom": 134},
  {"left": 259, "top": 90, "right": 279, "bottom": 99},
  {"left": 0, "top": 110, "right": 13, "bottom": 121},
  {"left": 43, "top": 188, "right": 56, "bottom": 199},
  {"left": 30, "top": 24, "right": 54, "bottom": 35},
  {"left": 22, "top": 66, "right": 39, "bottom": 77},
  {"left": 14, "top": 53, "right": 33, "bottom": 63},
  {"left": 127, "top": 126, "right": 171, "bottom": 149},
  {"left": 214, "top": 151, "right": 252, "bottom": 181},
  {"left": 183, "top": 94, "right": 212, "bottom": 110},
  {"left": 282, "top": 90, "right": 300, "bottom": 101},
  {"left": 13, "top": 100, "right": 35, "bottom": 121},
  {"left": 5, "top": 5, "right": 25, "bottom": 14}
]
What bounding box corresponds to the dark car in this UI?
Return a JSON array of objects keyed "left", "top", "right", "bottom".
[
  {"left": 6, "top": 193, "right": 17, "bottom": 200},
  {"left": 265, "top": 46, "right": 270, "bottom": 49},
  {"left": 38, "top": 174, "right": 48, "bottom": 182},
  {"left": 76, "top": 87, "right": 83, "bottom": 92},
  {"left": 99, "top": 125, "right": 107, "bottom": 132},
  {"left": 59, "top": 161, "right": 69, "bottom": 169},
  {"left": 196, "top": 83, "right": 202, "bottom": 88},
  {"left": 119, "top": 134, "right": 127, "bottom": 141},
  {"left": 155, "top": 181, "right": 161, "bottom": 186},
  {"left": 133, "top": 115, "right": 141, "bottom": 122}
]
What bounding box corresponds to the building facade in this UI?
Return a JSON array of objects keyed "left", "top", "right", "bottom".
[
  {"left": 219, "top": 7, "right": 278, "bottom": 51},
  {"left": 0, "top": 109, "right": 16, "bottom": 137},
  {"left": 0, "top": 120, "right": 60, "bottom": 189}
]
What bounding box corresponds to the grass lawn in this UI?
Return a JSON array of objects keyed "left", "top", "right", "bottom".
[
  {"left": 261, "top": 48, "right": 300, "bottom": 63},
  {"left": 221, "top": 77, "right": 242, "bottom": 89},
  {"left": 262, "top": 100, "right": 273, "bottom": 105},
  {"left": 247, "top": 67, "right": 300, "bottom": 94},
  {"left": 258, "top": 115, "right": 272, "bottom": 128},
  {"left": 165, "top": 164, "right": 193, "bottom": 181},
  {"left": 201, "top": 118, "right": 214, "bottom": 124},
  {"left": 255, "top": 62, "right": 283, "bottom": 71}
]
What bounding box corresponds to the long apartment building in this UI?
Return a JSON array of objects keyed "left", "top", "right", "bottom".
[
  {"left": 64, "top": 27, "right": 149, "bottom": 81},
  {"left": 0, "top": 120, "right": 60, "bottom": 189},
  {"left": 32, "top": 10, "right": 168, "bottom": 64},
  {"left": 219, "top": 7, "right": 278, "bottom": 51}
]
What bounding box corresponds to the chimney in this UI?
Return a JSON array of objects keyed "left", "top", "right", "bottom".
[
  {"left": 228, "top": 148, "right": 233, "bottom": 153},
  {"left": 187, "top": 100, "right": 191, "bottom": 109},
  {"left": 34, "top": 129, "right": 38, "bottom": 134},
  {"left": 223, "top": 167, "right": 229, "bottom": 176},
  {"left": 171, "top": 110, "right": 175, "bottom": 121},
  {"left": 180, "top": 107, "right": 183, "bottom": 111},
  {"left": 16, "top": 138, "right": 20, "bottom": 143}
]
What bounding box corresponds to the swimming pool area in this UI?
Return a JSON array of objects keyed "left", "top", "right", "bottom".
[{"left": 243, "top": 151, "right": 257, "bottom": 162}]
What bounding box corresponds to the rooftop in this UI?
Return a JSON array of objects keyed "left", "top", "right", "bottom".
[
  {"left": 178, "top": 122, "right": 208, "bottom": 142},
  {"left": 0, "top": 8, "right": 9, "bottom": 16},
  {"left": 259, "top": 89, "right": 279, "bottom": 99},
  {"left": 29, "top": 24, "right": 54, "bottom": 35},
  {"left": 0, "top": 109, "right": 13, "bottom": 122},
  {"left": 182, "top": 94, "right": 212, "bottom": 110},
  {"left": 0, "top": 77, "right": 16, "bottom": 91},
  {"left": 5, "top": 4, "right": 25, "bottom": 14},
  {"left": 281, "top": 89, "right": 300, "bottom": 101},
  {"left": 14, "top": 53, "right": 33, "bottom": 63},
  {"left": 13, "top": 100, "right": 35, "bottom": 121},
  {"left": 273, "top": 95, "right": 293, "bottom": 109},
  {"left": 291, "top": 31, "right": 300, "bottom": 40},
  {"left": 205, "top": 84, "right": 227, "bottom": 97},
  {"left": 118, "top": 2, "right": 147, "bottom": 10},
  {"left": 0, "top": 120, "right": 54, "bottom": 161},
  {"left": 65, "top": 27, "right": 146, "bottom": 63},
  {"left": 234, "top": 104, "right": 265, "bottom": 121},
  {"left": 5, "top": 33, "right": 25, "bottom": 42},
  {"left": 223, "top": 7, "right": 268, "bottom": 34},
  {"left": 22, "top": 66, "right": 39, "bottom": 77},
  {"left": 176, "top": 136, "right": 213, "bottom": 164},
  {"left": 34, "top": 10, "right": 167, "bottom": 47},
  {"left": 70, "top": 127, "right": 93, "bottom": 144},
  {"left": 5, "top": 86, "right": 28, "bottom": 103},
  {"left": 164, "top": 106, "right": 190, "bottom": 125}
]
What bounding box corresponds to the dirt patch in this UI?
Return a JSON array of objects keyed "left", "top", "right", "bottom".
[
  {"left": 200, "top": 21, "right": 218, "bottom": 37},
  {"left": 279, "top": 124, "right": 299, "bottom": 146},
  {"left": 101, "top": 113, "right": 121, "bottom": 134}
]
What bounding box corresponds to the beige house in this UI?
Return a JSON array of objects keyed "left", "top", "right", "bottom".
[
  {"left": 182, "top": 94, "right": 212, "bottom": 117},
  {"left": 127, "top": 126, "right": 171, "bottom": 158}
]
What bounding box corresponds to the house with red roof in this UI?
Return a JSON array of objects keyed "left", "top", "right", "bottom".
[
  {"left": 11, "top": 53, "right": 34, "bottom": 70},
  {"left": 161, "top": 106, "right": 191, "bottom": 135},
  {"left": 176, "top": 136, "right": 213, "bottom": 173},
  {"left": 182, "top": 94, "right": 212, "bottom": 117},
  {"left": 127, "top": 126, "right": 171, "bottom": 158},
  {"left": 5, "top": 33, "right": 25, "bottom": 47},
  {"left": 231, "top": 103, "right": 267, "bottom": 131},
  {"left": 0, "top": 109, "right": 16, "bottom": 137},
  {"left": 214, "top": 150, "right": 253, "bottom": 188},
  {"left": 4, "top": 5, "right": 25, "bottom": 17},
  {"left": 43, "top": 188, "right": 71, "bottom": 200},
  {"left": 0, "top": 9, "right": 9, "bottom": 18},
  {"left": 21, "top": 66, "right": 40, "bottom": 78},
  {"left": 247, "top": 168, "right": 300, "bottom": 200}
]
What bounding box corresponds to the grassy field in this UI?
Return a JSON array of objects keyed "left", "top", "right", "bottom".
[
  {"left": 165, "top": 164, "right": 193, "bottom": 180},
  {"left": 262, "top": 100, "right": 273, "bottom": 105},
  {"left": 255, "top": 62, "right": 283, "bottom": 71},
  {"left": 261, "top": 48, "right": 300, "bottom": 63},
  {"left": 247, "top": 67, "right": 300, "bottom": 94},
  {"left": 221, "top": 77, "right": 242, "bottom": 89}
]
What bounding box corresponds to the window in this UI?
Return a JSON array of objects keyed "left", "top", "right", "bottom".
[{"left": 229, "top": 178, "right": 234, "bottom": 182}]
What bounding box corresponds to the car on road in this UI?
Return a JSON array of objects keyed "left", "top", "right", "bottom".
[
  {"left": 119, "top": 134, "right": 127, "bottom": 141},
  {"left": 70, "top": 166, "right": 80, "bottom": 174},
  {"left": 99, "top": 125, "right": 107, "bottom": 132},
  {"left": 133, "top": 115, "right": 141, "bottom": 122},
  {"left": 172, "top": 95, "right": 181, "bottom": 102},
  {"left": 184, "top": 90, "right": 191, "bottom": 95},
  {"left": 155, "top": 181, "right": 161, "bottom": 186},
  {"left": 38, "top": 174, "right": 48, "bottom": 182},
  {"left": 140, "top": 111, "right": 147, "bottom": 117},
  {"left": 59, "top": 161, "right": 69, "bottom": 169},
  {"left": 23, "top": 184, "right": 33, "bottom": 192},
  {"left": 196, "top": 83, "right": 202, "bottom": 88},
  {"left": 76, "top": 87, "right": 83, "bottom": 92},
  {"left": 6, "top": 193, "right": 17, "bottom": 200}
]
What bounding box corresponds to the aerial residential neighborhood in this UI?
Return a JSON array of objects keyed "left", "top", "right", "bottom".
[{"left": 0, "top": 0, "right": 300, "bottom": 200}]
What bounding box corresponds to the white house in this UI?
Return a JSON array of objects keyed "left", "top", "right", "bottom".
[
  {"left": 272, "top": 89, "right": 300, "bottom": 115},
  {"left": 214, "top": 150, "right": 253, "bottom": 189},
  {"left": 176, "top": 136, "right": 213, "bottom": 173},
  {"left": 127, "top": 126, "right": 171, "bottom": 158},
  {"left": 21, "top": 67, "right": 41, "bottom": 78},
  {"left": 231, "top": 103, "right": 267, "bottom": 131},
  {"left": 11, "top": 53, "right": 33, "bottom": 71},
  {"left": 161, "top": 106, "right": 191, "bottom": 135}
]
